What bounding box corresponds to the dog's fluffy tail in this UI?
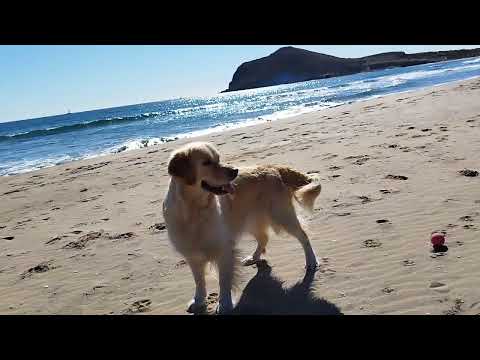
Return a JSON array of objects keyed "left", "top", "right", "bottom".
[
  {"left": 277, "top": 166, "right": 322, "bottom": 212},
  {"left": 294, "top": 179, "right": 322, "bottom": 212}
]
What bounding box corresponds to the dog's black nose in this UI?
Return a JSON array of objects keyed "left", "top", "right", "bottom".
[{"left": 229, "top": 168, "right": 239, "bottom": 180}]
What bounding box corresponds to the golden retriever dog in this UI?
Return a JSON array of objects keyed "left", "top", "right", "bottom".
[{"left": 162, "top": 141, "right": 321, "bottom": 314}]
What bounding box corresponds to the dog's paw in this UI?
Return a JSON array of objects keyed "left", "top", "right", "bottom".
[
  {"left": 186, "top": 299, "right": 207, "bottom": 314},
  {"left": 241, "top": 256, "right": 259, "bottom": 266}
]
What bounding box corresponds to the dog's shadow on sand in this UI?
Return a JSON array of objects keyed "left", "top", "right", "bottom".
[{"left": 230, "top": 260, "right": 343, "bottom": 315}]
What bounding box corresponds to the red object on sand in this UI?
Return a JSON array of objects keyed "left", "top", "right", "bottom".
[{"left": 431, "top": 233, "right": 445, "bottom": 247}]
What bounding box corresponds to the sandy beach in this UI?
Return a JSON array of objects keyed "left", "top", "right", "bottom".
[{"left": 1, "top": 77, "right": 480, "bottom": 315}]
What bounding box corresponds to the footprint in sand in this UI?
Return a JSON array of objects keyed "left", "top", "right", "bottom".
[
  {"left": 68, "top": 161, "right": 111, "bottom": 175},
  {"left": 63, "top": 231, "right": 104, "bottom": 250},
  {"left": 443, "top": 299, "right": 464, "bottom": 315},
  {"left": 403, "top": 259, "right": 415, "bottom": 267},
  {"left": 80, "top": 195, "right": 102, "bottom": 203},
  {"left": 459, "top": 169, "right": 479, "bottom": 177},
  {"left": 175, "top": 260, "right": 187, "bottom": 268},
  {"left": 73, "top": 223, "right": 88, "bottom": 228},
  {"left": 323, "top": 154, "right": 338, "bottom": 160},
  {"left": 20, "top": 261, "right": 57, "bottom": 279},
  {"left": 332, "top": 202, "right": 354, "bottom": 209},
  {"left": 45, "top": 235, "right": 68, "bottom": 245},
  {"left": 444, "top": 198, "right": 459, "bottom": 203},
  {"left": 385, "top": 175, "right": 408, "bottom": 180},
  {"left": 344, "top": 154, "right": 370, "bottom": 165},
  {"left": 16, "top": 219, "right": 32, "bottom": 226},
  {"left": 123, "top": 299, "right": 152, "bottom": 314},
  {"left": 108, "top": 232, "right": 135, "bottom": 240},
  {"left": 149, "top": 223, "right": 166, "bottom": 233},
  {"left": 84, "top": 284, "right": 108, "bottom": 297},
  {"left": 363, "top": 239, "right": 382, "bottom": 248},
  {"left": 334, "top": 212, "right": 351, "bottom": 217},
  {"left": 2, "top": 187, "right": 29, "bottom": 196},
  {"left": 358, "top": 196, "right": 372, "bottom": 204},
  {"left": 429, "top": 281, "right": 449, "bottom": 293}
]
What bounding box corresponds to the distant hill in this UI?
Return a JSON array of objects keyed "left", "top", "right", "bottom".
[{"left": 222, "top": 46, "right": 480, "bottom": 92}]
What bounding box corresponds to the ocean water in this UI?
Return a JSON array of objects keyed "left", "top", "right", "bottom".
[{"left": 1, "top": 56, "right": 480, "bottom": 176}]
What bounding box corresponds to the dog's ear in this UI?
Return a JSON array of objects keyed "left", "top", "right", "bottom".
[{"left": 168, "top": 151, "right": 196, "bottom": 185}]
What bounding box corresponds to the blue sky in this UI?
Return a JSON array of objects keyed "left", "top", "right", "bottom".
[{"left": 0, "top": 45, "right": 477, "bottom": 123}]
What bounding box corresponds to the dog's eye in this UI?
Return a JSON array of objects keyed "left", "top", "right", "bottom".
[{"left": 202, "top": 160, "right": 212, "bottom": 166}]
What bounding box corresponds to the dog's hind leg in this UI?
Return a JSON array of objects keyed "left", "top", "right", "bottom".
[
  {"left": 186, "top": 257, "right": 208, "bottom": 314},
  {"left": 272, "top": 202, "right": 319, "bottom": 271},
  {"left": 242, "top": 228, "right": 269, "bottom": 266}
]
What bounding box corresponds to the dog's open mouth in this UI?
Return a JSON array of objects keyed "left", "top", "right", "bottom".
[{"left": 201, "top": 181, "right": 235, "bottom": 195}]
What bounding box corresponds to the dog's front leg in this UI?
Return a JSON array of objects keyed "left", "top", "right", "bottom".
[
  {"left": 216, "top": 247, "right": 235, "bottom": 314},
  {"left": 186, "top": 257, "right": 207, "bottom": 314}
]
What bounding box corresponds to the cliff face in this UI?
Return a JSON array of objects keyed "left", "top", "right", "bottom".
[{"left": 222, "top": 47, "right": 480, "bottom": 92}]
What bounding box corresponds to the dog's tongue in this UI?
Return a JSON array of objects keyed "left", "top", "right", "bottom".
[{"left": 222, "top": 183, "right": 235, "bottom": 194}]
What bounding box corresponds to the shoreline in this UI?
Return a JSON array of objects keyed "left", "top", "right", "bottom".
[
  {"left": 3, "top": 74, "right": 480, "bottom": 178},
  {"left": 1, "top": 77, "right": 480, "bottom": 315}
]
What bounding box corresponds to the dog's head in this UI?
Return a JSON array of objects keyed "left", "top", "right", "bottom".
[{"left": 168, "top": 142, "right": 238, "bottom": 195}]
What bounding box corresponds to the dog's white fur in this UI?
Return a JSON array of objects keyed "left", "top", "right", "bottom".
[{"left": 162, "top": 142, "right": 322, "bottom": 314}]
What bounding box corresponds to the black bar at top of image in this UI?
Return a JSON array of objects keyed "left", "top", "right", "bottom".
[{"left": 1, "top": 7, "right": 479, "bottom": 45}]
